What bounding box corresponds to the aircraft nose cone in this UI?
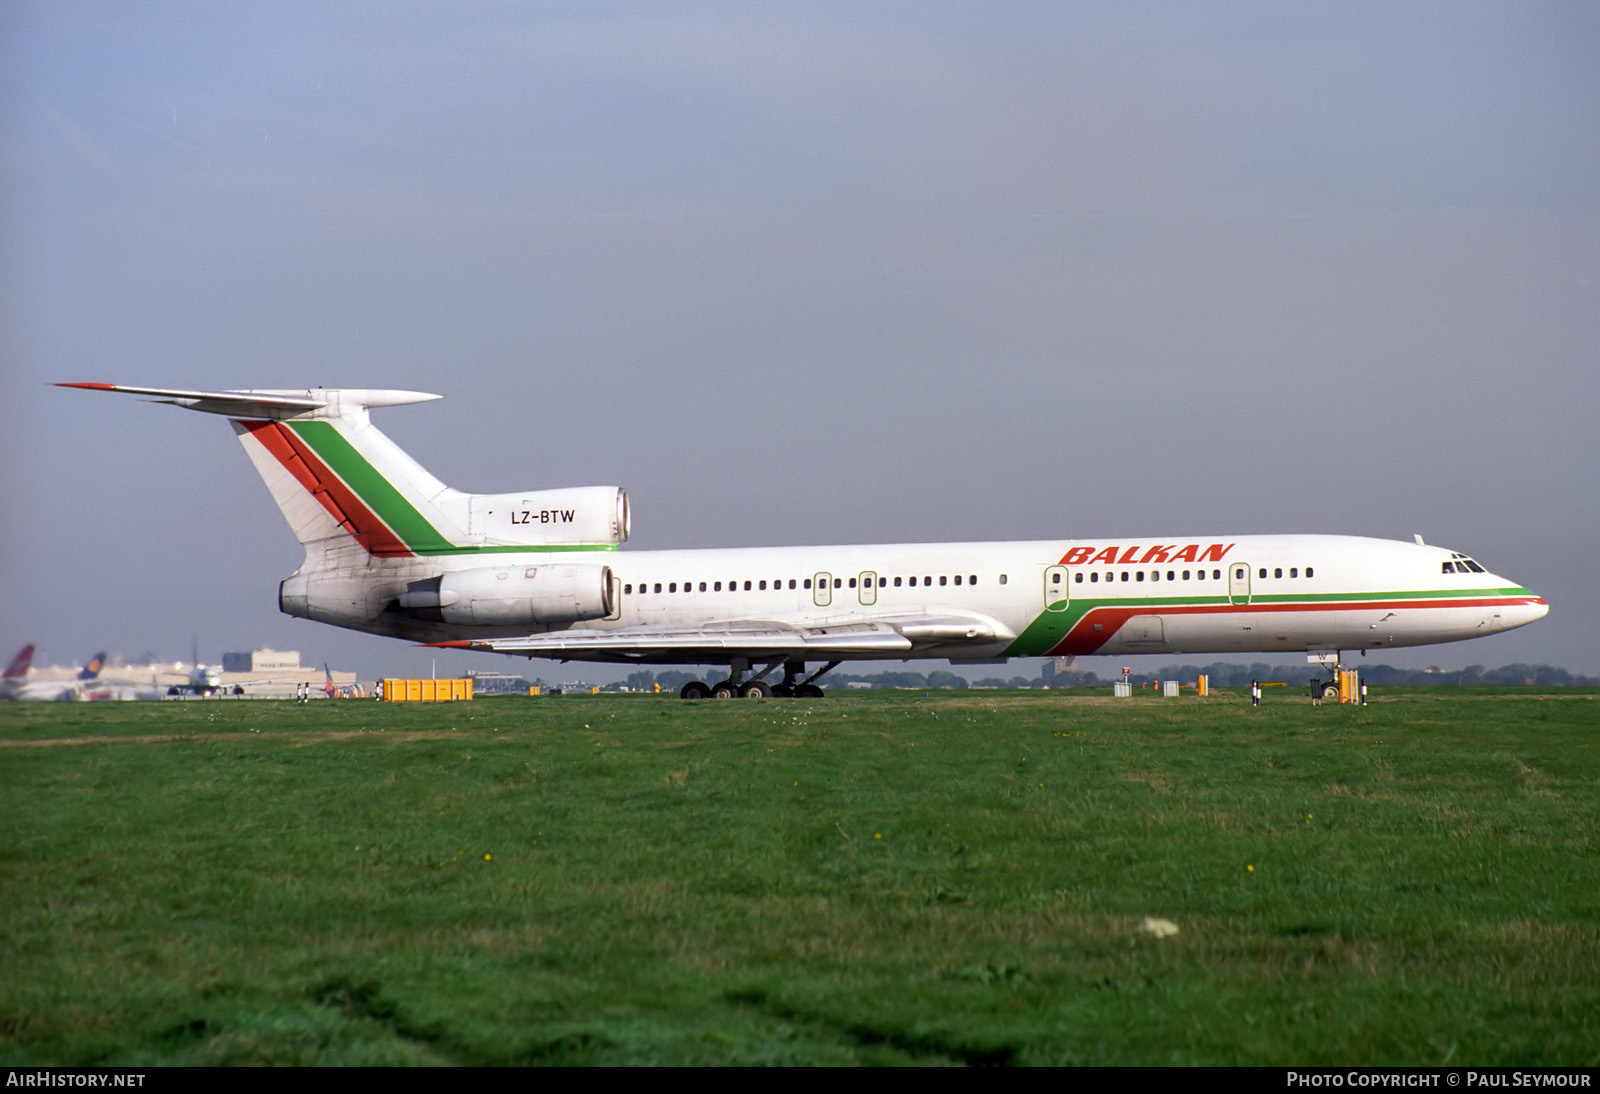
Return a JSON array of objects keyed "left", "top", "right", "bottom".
[{"left": 1509, "top": 596, "right": 1549, "bottom": 629}]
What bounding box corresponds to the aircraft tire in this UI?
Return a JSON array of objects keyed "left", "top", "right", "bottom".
[
  {"left": 795, "top": 684, "right": 825, "bottom": 699},
  {"left": 1319, "top": 682, "right": 1340, "bottom": 701},
  {"left": 710, "top": 680, "right": 737, "bottom": 700},
  {"left": 771, "top": 684, "right": 795, "bottom": 698},
  {"left": 740, "top": 681, "right": 772, "bottom": 699},
  {"left": 680, "top": 681, "right": 711, "bottom": 700}
]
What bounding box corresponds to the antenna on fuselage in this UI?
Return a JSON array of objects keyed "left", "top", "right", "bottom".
[{"left": 1413, "top": 534, "right": 1425, "bottom": 546}]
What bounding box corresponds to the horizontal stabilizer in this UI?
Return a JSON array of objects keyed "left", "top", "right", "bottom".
[{"left": 58, "top": 383, "right": 440, "bottom": 420}]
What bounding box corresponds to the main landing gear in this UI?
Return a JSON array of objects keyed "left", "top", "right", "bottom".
[{"left": 679, "top": 658, "right": 840, "bottom": 700}]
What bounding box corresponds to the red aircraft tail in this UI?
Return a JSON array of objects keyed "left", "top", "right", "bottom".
[{"left": 4, "top": 645, "right": 35, "bottom": 680}]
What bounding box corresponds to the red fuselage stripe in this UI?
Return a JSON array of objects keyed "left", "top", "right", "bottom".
[{"left": 1046, "top": 596, "right": 1539, "bottom": 656}]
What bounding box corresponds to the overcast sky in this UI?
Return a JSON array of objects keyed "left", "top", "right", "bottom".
[{"left": 3, "top": 1, "right": 1596, "bottom": 682}]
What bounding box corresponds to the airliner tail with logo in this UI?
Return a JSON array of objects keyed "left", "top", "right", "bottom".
[{"left": 61, "top": 384, "right": 1548, "bottom": 699}]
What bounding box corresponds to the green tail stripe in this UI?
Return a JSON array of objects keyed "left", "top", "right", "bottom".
[
  {"left": 286, "top": 421, "right": 618, "bottom": 556},
  {"left": 287, "top": 421, "right": 454, "bottom": 553}
]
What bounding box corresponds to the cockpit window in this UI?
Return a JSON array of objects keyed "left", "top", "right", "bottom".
[{"left": 1446, "top": 553, "right": 1486, "bottom": 574}]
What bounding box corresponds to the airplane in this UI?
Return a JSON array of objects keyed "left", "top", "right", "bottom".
[
  {"left": 167, "top": 664, "right": 230, "bottom": 698},
  {"left": 60, "top": 383, "right": 1549, "bottom": 700},
  {"left": 0, "top": 645, "right": 116, "bottom": 701},
  {"left": 322, "top": 663, "right": 365, "bottom": 699}
]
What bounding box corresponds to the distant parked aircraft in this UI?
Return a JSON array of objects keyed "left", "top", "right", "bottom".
[{"left": 0, "top": 646, "right": 119, "bottom": 701}]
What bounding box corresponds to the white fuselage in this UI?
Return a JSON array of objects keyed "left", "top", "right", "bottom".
[{"left": 300, "top": 533, "right": 1546, "bottom": 665}]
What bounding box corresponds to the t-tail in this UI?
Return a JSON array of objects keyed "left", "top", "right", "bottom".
[{"left": 59, "top": 384, "right": 628, "bottom": 639}]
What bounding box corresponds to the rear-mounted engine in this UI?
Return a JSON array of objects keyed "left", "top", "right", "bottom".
[{"left": 397, "top": 564, "right": 614, "bottom": 627}]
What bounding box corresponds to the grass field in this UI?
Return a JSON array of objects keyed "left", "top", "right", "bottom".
[{"left": 2, "top": 687, "right": 1597, "bottom": 1066}]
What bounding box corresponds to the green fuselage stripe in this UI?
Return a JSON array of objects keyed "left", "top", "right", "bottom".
[{"left": 1008, "top": 586, "right": 1532, "bottom": 656}]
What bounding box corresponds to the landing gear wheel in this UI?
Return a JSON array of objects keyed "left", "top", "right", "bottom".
[
  {"left": 680, "top": 681, "right": 711, "bottom": 700},
  {"left": 795, "top": 683, "right": 825, "bottom": 699},
  {"left": 710, "top": 680, "right": 737, "bottom": 700},
  {"left": 1319, "top": 681, "right": 1340, "bottom": 701},
  {"left": 740, "top": 681, "right": 772, "bottom": 699},
  {"left": 771, "top": 684, "right": 795, "bottom": 698}
]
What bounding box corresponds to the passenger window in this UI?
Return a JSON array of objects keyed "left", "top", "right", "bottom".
[
  {"left": 969, "top": 575, "right": 977, "bottom": 585},
  {"left": 1259, "top": 568, "right": 1267, "bottom": 579},
  {"left": 1137, "top": 571, "right": 1145, "bottom": 582},
  {"left": 1289, "top": 568, "right": 1297, "bottom": 578},
  {"left": 1052, "top": 572, "right": 1061, "bottom": 585},
  {"left": 1305, "top": 567, "right": 1313, "bottom": 578},
  {"left": 1274, "top": 568, "right": 1282, "bottom": 579},
  {"left": 848, "top": 578, "right": 856, "bottom": 589},
  {"left": 1090, "top": 572, "right": 1098, "bottom": 583},
  {"left": 744, "top": 581, "right": 752, "bottom": 591},
  {"left": 834, "top": 578, "right": 842, "bottom": 589},
  {"left": 1074, "top": 573, "right": 1083, "bottom": 583},
  {"left": 669, "top": 583, "right": 677, "bottom": 593},
  {"left": 1167, "top": 570, "right": 1175, "bottom": 581},
  {"left": 803, "top": 579, "right": 811, "bottom": 590},
  {"left": 1121, "top": 572, "right": 1129, "bottom": 582},
  {"left": 789, "top": 579, "right": 797, "bottom": 590},
  {"left": 954, "top": 575, "right": 962, "bottom": 585},
  {"left": 894, "top": 576, "right": 902, "bottom": 587},
  {"left": 999, "top": 574, "right": 1007, "bottom": 585},
  {"left": 940, "top": 575, "right": 948, "bottom": 586},
  {"left": 653, "top": 583, "right": 662, "bottom": 593}
]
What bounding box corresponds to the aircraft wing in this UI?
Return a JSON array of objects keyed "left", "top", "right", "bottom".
[{"left": 429, "top": 612, "right": 1013, "bottom": 661}]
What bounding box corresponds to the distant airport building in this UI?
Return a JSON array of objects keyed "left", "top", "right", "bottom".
[{"left": 222, "top": 648, "right": 302, "bottom": 672}]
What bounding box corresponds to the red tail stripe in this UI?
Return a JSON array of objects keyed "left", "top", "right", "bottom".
[{"left": 239, "top": 420, "right": 413, "bottom": 558}]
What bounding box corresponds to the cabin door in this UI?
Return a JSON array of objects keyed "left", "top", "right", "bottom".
[
  {"left": 1228, "top": 563, "right": 1252, "bottom": 606},
  {"left": 858, "top": 571, "right": 878, "bottom": 606},
  {"left": 1044, "top": 565, "right": 1070, "bottom": 612},
  {"left": 813, "top": 572, "right": 832, "bottom": 607}
]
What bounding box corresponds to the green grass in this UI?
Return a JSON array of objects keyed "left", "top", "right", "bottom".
[{"left": 2, "top": 688, "right": 1597, "bottom": 1065}]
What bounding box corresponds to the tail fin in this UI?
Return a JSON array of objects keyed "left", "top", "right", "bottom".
[
  {"left": 323, "top": 663, "right": 335, "bottom": 697},
  {"left": 4, "top": 645, "right": 35, "bottom": 680},
  {"left": 78, "top": 652, "right": 107, "bottom": 681},
  {"left": 59, "top": 384, "right": 629, "bottom": 558}
]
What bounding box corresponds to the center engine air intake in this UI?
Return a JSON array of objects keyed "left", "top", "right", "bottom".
[{"left": 398, "top": 564, "right": 614, "bottom": 627}]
